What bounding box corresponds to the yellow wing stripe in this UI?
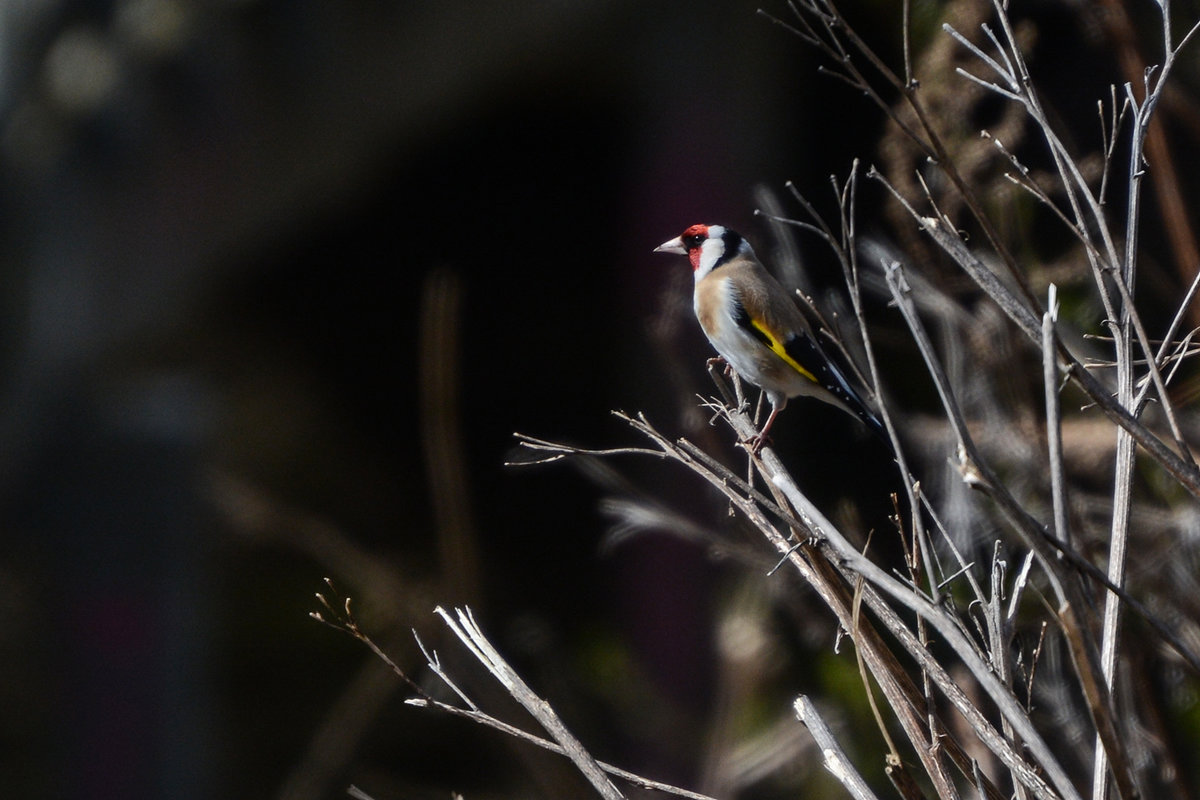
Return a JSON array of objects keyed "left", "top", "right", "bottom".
[{"left": 749, "top": 319, "right": 818, "bottom": 384}]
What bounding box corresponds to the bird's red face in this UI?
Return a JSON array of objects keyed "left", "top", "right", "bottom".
[
  {"left": 654, "top": 223, "right": 715, "bottom": 272},
  {"left": 678, "top": 224, "right": 710, "bottom": 272}
]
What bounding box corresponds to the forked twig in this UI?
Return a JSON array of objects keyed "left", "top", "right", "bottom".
[{"left": 311, "top": 583, "right": 718, "bottom": 800}]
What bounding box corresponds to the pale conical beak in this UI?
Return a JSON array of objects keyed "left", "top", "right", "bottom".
[{"left": 654, "top": 236, "right": 686, "bottom": 255}]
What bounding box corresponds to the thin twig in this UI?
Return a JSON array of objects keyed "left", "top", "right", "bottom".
[
  {"left": 794, "top": 696, "right": 883, "bottom": 800},
  {"left": 1136, "top": 267, "right": 1200, "bottom": 413}
]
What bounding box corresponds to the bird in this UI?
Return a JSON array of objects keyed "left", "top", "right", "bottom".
[{"left": 654, "top": 223, "right": 886, "bottom": 452}]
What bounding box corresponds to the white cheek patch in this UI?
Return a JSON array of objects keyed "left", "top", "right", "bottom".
[{"left": 698, "top": 238, "right": 726, "bottom": 276}]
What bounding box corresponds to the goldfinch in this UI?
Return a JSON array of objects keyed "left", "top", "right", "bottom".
[{"left": 654, "top": 223, "right": 885, "bottom": 450}]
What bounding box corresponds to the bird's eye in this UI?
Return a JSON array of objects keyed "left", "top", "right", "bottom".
[{"left": 684, "top": 234, "right": 706, "bottom": 249}]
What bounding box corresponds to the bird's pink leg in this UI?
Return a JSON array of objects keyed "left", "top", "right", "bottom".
[{"left": 745, "top": 404, "right": 782, "bottom": 456}]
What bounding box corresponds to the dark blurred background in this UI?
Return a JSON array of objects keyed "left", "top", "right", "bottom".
[{"left": 3, "top": 1, "right": 1200, "bottom": 798}]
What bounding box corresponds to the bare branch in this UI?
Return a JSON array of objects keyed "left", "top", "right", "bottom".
[
  {"left": 1044, "top": 288, "right": 1071, "bottom": 547},
  {"left": 941, "top": 25, "right": 1018, "bottom": 92},
  {"left": 872, "top": 170, "right": 1200, "bottom": 495},
  {"left": 436, "top": 606, "right": 625, "bottom": 799}
]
